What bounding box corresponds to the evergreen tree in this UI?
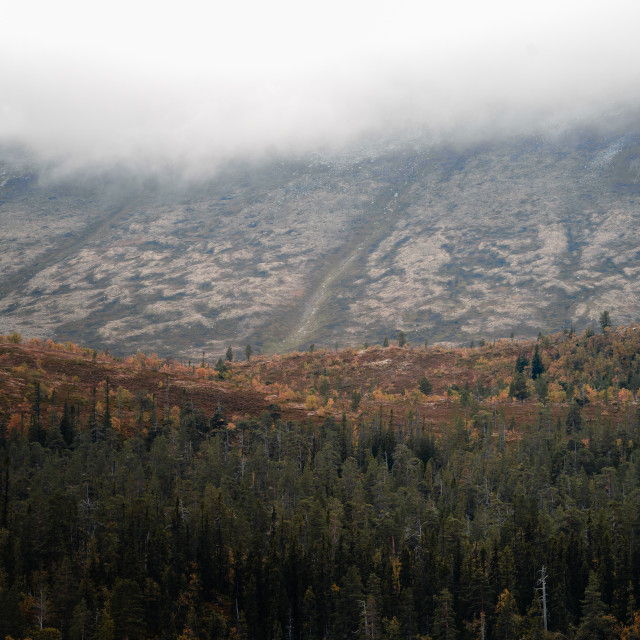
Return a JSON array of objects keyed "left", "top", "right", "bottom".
[
  {"left": 599, "top": 311, "right": 611, "bottom": 333},
  {"left": 45, "top": 423, "right": 65, "bottom": 451},
  {"left": 209, "top": 402, "right": 227, "bottom": 432},
  {"left": 419, "top": 376, "right": 433, "bottom": 395},
  {"left": 566, "top": 401, "right": 583, "bottom": 434},
  {"left": 111, "top": 579, "right": 146, "bottom": 640},
  {"left": 215, "top": 357, "right": 230, "bottom": 379},
  {"left": 494, "top": 589, "right": 522, "bottom": 640},
  {"left": 523, "top": 596, "right": 546, "bottom": 640},
  {"left": 333, "top": 566, "right": 364, "bottom": 638},
  {"left": 69, "top": 598, "right": 90, "bottom": 640},
  {"left": 531, "top": 344, "right": 544, "bottom": 379},
  {"left": 30, "top": 381, "right": 44, "bottom": 444},
  {"left": 510, "top": 372, "right": 529, "bottom": 401},
  {"left": 433, "top": 588, "right": 458, "bottom": 640},
  {"left": 226, "top": 346, "right": 233, "bottom": 362},
  {"left": 383, "top": 616, "right": 403, "bottom": 640},
  {"left": 576, "top": 571, "right": 618, "bottom": 639},
  {"left": 0, "top": 583, "right": 26, "bottom": 639},
  {"left": 59, "top": 399, "right": 74, "bottom": 446},
  {"left": 515, "top": 352, "right": 529, "bottom": 373},
  {"left": 104, "top": 377, "right": 112, "bottom": 431},
  {"left": 95, "top": 609, "right": 115, "bottom": 640},
  {"left": 89, "top": 385, "right": 101, "bottom": 442},
  {"left": 0, "top": 413, "right": 6, "bottom": 450},
  {"left": 535, "top": 376, "right": 548, "bottom": 404}
]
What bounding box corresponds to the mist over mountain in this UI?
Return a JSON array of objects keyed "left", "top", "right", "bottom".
[{"left": 1, "top": 109, "right": 640, "bottom": 357}]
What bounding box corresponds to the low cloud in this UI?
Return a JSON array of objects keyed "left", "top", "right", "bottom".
[{"left": 2, "top": 0, "right": 640, "bottom": 175}]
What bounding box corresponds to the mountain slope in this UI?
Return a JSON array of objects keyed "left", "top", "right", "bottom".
[{"left": 1, "top": 118, "right": 640, "bottom": 357}]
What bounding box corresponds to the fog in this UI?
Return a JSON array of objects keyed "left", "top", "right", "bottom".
[{"left": 2, "top": 0, "right": 640, "bottom": 175}]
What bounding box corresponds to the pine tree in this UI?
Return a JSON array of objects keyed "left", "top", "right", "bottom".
[
  {"left": 576, "top": 571, "right": 618, "bottom": 639},
  {"left": 226, "top": 346, "right": 233, "bottom": 362},
  {"left": 111, "top": 578, "right": 146, "bottom": 640},
  {"left": 383, "top": 616, "right": 403, "bottom": 640},
  {"left": 70, "top": 598, "right": 90, "bottom": 640},
  {"left": 433, "top": 588, "right": 458, "bottom": 640},
  {"left": 333, "top": 566, "right": 363, "bottom": 638},
  {"left": 95, "top": 609, "right": 115, "bottom": 640},
  {"left": 523, "top": 595, "right": 546, "bottom": 640},
  {"left": 494, "top": 589, "right": 522, "bottom": 640}
]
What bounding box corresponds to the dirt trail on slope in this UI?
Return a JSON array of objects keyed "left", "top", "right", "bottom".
[{"left": 273, "top": 182, "right": 418, "bottom": 352}]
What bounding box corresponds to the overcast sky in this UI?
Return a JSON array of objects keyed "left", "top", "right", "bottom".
[{"left": 2, "top": 0, "right": 640, "bottom": 171}]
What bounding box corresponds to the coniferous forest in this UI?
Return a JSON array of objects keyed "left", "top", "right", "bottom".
[{"left": 1, "top": 327, "right": 640, "bottom": 639}]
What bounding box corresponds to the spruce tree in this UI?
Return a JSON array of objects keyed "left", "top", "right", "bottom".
[{"left": 531, "top": 344, "right": 544, "bottom": 379}]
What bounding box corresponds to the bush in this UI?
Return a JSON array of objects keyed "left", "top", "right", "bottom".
[{"left": 418, "top": 376, "right": 433, "bottom": 395}]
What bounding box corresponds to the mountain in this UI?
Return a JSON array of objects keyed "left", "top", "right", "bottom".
[{"left": 1, "top": 114, "right": 640, "bottom": 357}]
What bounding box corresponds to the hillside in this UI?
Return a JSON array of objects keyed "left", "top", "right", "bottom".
[
  {"left": 1, "top": 323, "right": 638, "bottom": 444},
  {"left": 2, "top": 114, "right": 640, "bottom": 356}
]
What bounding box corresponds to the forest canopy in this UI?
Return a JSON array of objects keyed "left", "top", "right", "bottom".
[{"left": 0, "top": 326, "right": 639, "bottom": 639}]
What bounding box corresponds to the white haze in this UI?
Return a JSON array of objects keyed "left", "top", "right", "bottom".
[{"left": 2, "top": 0, "right": 640, "bottom": 174}]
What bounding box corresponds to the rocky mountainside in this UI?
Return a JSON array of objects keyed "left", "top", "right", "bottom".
[{"left": 1, "top": 116, "right": 640, "bottom": 358}]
